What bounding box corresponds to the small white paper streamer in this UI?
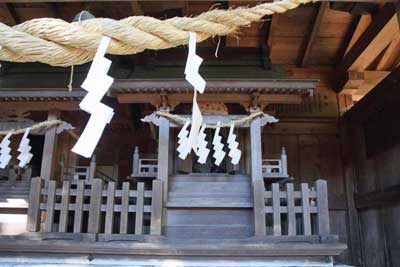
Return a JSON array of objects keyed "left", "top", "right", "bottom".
[
  {"left": 185, "top": 32, "right": 206, "bottom": 94},
  {"left": 177, "top": 121, "right": 191, "bottom": 160},
  {"left": 197, "top": 124, "right": 210, "bottom": 164},
  {"left": 227, "top": 124, "right": 241, "bottom": 165},
  {"left": 212, "top": 122, "right": 225, "bottom": 166},
  {"left": 0, "top": 132, "right": 12, "bottom": 169},
  {"left": 71, "top": 36, "right": 114, "bottom": 158},
  {"left": 17, "top": 128, "right": 33, "bottom": 168},
  {"left": 188, "top": 95, "right": 203, "bottom": 154}
]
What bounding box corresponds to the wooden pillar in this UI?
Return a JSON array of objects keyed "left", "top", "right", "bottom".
[
  {"left": 40, "top": 110, "right": 60, "bottom": 181},
  {"left": 157, "top": 114, "right": 170, "bottom": 202},
  {"left": 250, "top": 108, "right": 263, "bottom": 182},
  {"left": 88, "top": 154, "right": 96, "bottom": 179}
]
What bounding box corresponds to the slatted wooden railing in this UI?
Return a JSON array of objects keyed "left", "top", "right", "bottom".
[
  {"left": 253, "top": 179, "right": 330, "bottom": 237},
  {"left": 27, "top": 178, "right": 163, "bottom": 236}
]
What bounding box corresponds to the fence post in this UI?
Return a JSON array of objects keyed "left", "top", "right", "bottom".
[
  {"left": 150, "top": 179, "right": 163, "bottom": 235},
  {"left": 88, "top": 178, "right": 103, "bottom": 234},
  {"left": 26, "top": 177, "right": 43, "bottom": 232},
  {"left": 316, "top": 179, "right": 330, "bottom": 235},
  {"left": 132, "top": 146, "right": 139, "bottom": 176},
  {"left": 253, "top": 179, "right": 266, "bottom": 236}
]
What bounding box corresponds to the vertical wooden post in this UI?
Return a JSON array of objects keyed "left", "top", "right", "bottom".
[
  {"left": 250, "top": 109, "right": 263, "bottom": 182},
  {"left": 281, "top": 147, "right": 288, "bottom": 176},
  {"left": 88, "top": 179, "right": 103, "bottom": 234},
  {"left": 150, "top": 179, "right": 163, "bottom": 235},
  {"left": 157, "top": 116, "right": 170, "bottom": 202},
  {"left": 89, "top": 154, "right": 96, "bottom": 179},
  {"left": 133, "top": 146, "right": 139, "bottom": 175},
  {"left": 316, "top": 179, "right": 330, "bottom": 235},
  {"left": 40, "top": 110, "right": 60, "bottom": 182},
  {"left": 253, "top": 179, "right": 266, "bottom": 236},
  {"left": 26, "top": 177, "right": 43, "bottom": 232}
]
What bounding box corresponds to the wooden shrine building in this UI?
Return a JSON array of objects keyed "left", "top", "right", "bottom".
[{"left": 0, "top": 1, "right": 399, "bottom": 267}]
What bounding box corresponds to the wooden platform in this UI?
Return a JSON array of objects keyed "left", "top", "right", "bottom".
[{"left": 0, "top": 234, "right": 346, "bottom": 257}]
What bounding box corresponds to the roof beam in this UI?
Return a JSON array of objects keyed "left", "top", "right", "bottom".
[
  {"left": 0, "top": 3, "right": 19, "bottom": 25},
  {"left": 376, "top": 33, "right": 400, "bottom": 70},
  {"left": 341, "top": 4, "right": 397, "bottom": 72},
  {"left": 344, "top": 14, "right": 372, "bottom": 56},
  {"left": 300, "top": 2, "right": 329, "bottom": 67}
]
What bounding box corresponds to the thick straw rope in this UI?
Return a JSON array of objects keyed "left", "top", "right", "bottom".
[
  {"left": 155, "top": 111, "right": 264, "bottom": 128},
  {"left": 0, "top": 0, "right": 313, "bottom": 67},
  {"left": 0, "top": 120, "right": 62, "bottom": 135}
]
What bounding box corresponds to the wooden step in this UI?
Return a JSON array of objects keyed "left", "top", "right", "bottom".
[
  {"left": 167, "top": 209, "right": 253, "bottom": 225},
  {"left": 164, "top": 225, "right": 253, "bottom": 239},
  {"left": 171, "top": 174, "right": 250, "bottom": 182},
  {"left": 170, "top": 181, "right": 251, "bottom": 193},
  {"left": 167, "top": 198, "right": 253, "bottom": 208}
]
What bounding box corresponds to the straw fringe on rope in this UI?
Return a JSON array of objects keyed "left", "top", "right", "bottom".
[
  {"left": 0, "top": 0, "right": 314, "bottom": 67},
  {"left": 155, "top": 111, "right": 264, "bottom": 128}
]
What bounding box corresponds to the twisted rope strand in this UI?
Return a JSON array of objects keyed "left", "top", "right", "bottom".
[
  {"left": 155, "top": 111, "right": 264, "bottom": 128},
  {"left": 0, "top": 0, "right": 314, "bottom": 67},
  {"left": 0, "top": 120, "right": 62, "bottom": 136}
]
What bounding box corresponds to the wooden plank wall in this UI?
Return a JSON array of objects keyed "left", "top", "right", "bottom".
[{"left": 262, "top": 120, "right": 350, "bottom": 263}]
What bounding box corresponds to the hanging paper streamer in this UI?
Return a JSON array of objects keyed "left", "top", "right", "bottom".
[
  {"left": 212, "top": 122, "right": 225, "bottom": 166},
  {"left": 177, "top": 121, "right": 191, "bottom": 160},
  {"left": 197, "top": 124, "right": 210, "bottom": 164},
  {"left": 71, "top": 37, "right": 114, "bottom": 158},
  {"left": 17, "top": 128, "right": 33, "bottom": 168},
  {"left": 227, "top": 124, "right": 241, "bottom": 165},
  {"left": 184, "top": 32, "right": 206, "bottom": 154},
  {"left": 0, "top": 132, "right": 12, "bottom": 169}
]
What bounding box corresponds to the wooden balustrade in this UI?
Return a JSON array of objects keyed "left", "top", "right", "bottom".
[
  {"left": 26, "top": 178, "right": 163, "bottom": 235},
  {"left": 253, "top": 179, "right": 330, "bottom": 237}
]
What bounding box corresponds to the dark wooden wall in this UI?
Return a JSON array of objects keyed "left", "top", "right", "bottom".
[
  {"left": 340, "top": 68, "right": 400, "bottom": 267},
  {"left": 262, "top": 119, "right": 350, "bottom": 264}
]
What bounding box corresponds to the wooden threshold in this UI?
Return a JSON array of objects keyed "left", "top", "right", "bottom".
[{"left": 0, "top": 234, "right": 346, "bottom": 257}]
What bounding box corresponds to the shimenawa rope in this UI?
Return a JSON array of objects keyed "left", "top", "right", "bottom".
[
  {"left": 155, "top": 111, "right": 264, "bottom": 128},
  {"left": 0, "top": 120, "right": 62, "bottom": 136},
  {"left": 0, "top": 0, "right": 314, "bottom": 67}
]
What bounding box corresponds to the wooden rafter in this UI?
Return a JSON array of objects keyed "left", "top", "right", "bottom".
[
  {"left": 344, "top": 14, "right": 372, "bottom": 56},
  {"left": 376, "top": 32, "right": 400, "bottom": 71},
  {"left": 0, "top": 3, "right": 18, "bottom": 25},
  {"left": 341, "top": 4, "right": 397, "bottom": 72},
  {"left": 300, "top": 2, "right": 329, "bottom": 67}
]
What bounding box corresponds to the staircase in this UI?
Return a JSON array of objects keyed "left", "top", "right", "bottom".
[
  {"left": 0, "top": 179, "right": 30, "bottom": 204},
  {"left": 165, "top": 173, "right": 254, "bottom": 239}
]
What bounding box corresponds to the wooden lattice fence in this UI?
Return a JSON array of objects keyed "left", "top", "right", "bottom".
[
  {"left": 254, "top": 179, "right": 330, "bottom": 237},
  {"left": 27, "top": 178, "right": 163, "bottom": 235}
]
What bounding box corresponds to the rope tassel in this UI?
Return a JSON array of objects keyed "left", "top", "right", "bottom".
[{"left": 0, "top": 0, "right": 313, "bottom": 66}]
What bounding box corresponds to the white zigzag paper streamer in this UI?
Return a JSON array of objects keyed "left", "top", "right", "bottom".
[
  {"left": 177, "top": 121, "right": 191, "bottom": 160},
  {"left": 183, "top": 32, "right": 206, "bottom": 155},
  {"left": 72, "top": 37, "right": 114, "bottom": 158},
  {"left": 197, "top": 124, "right": 210, "bottom": 164},
  {"left": 212, "top": 122, "right": 225, "bottom": 166},
  {"left": 0, "top": 132, "right": 12, "bottom": 169},
  {"left": 227, "top": 124, "right": 241, "bottom": 165},
  {"left": 17, "top": 128, "right": 33, "bottom": 168}
]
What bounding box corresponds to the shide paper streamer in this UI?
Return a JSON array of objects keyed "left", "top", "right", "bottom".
[
  {"left": 0, "top": 132, "right": 12, "bottom": 169},
  {"left": 212, "top": 122, "right": 226, "bottom": 166},
  {"left": 17, "top": 128, "right": 33, "bottom": 168},
  {"left": 178, "top": 32, "right": 206, "bottom": 159},
  {"left": 177, "top": 121, "right": 191, "bottom": 160},
  {"left": 71, "top": 37, "right": 114, "bottom": 158},
  {"left": 197, "top": 124, "right": 210, "bottom": 164},
  {"left": 227, "top": 124, "right": 241, "bottom": 165}
]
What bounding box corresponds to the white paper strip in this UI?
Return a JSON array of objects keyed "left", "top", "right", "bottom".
[
  {"left": 227, "top": 124, "right": 241, "bottom": 165},
  {"left": 185, "top": 32, "right": 206, "bottom": 93},
  {"left": 71, "top": 36, "right": 115, "bottom": 158},
  {"left": 0, "top": 132, "right": 12, "bottom": 169},
  {"left": 188, "top": 93, "right": 203, "bottom": 154},
  {"left": 212, "top": 122, "right": 225, "bottom": 166},
  {"left": 17, "top": 128, "right": 33, "bottom": 168},
  {"left": 197, "top": 124, "right": 210, "bottom": 164},
  {"left": 177, "top": 121, "right": 191, "bottom": 160}
]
